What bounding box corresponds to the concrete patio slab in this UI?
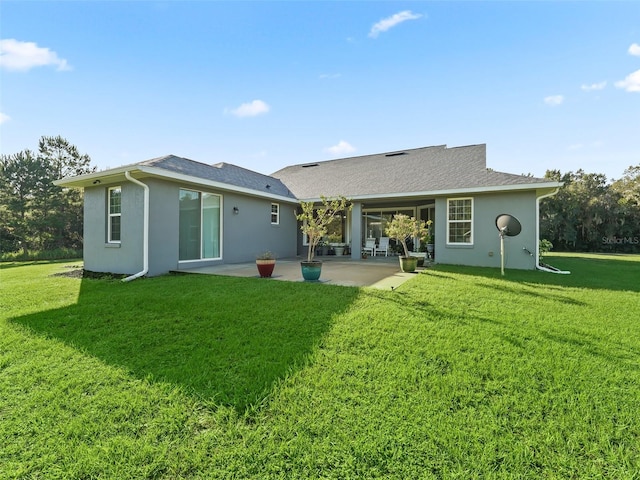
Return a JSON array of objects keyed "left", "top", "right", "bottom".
[{"left": 176, "top": 256, "right": 429, "bottom": 289}]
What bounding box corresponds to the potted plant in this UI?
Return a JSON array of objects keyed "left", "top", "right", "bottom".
[
  {"left": 386, "top": 214, "right": 429, "bottom": 273},
  {"left": 316, "top": 239, "right": 328, "bottom": 256},
  {"left": 328, "top": 233, "right": 345, "bottom": 256},
  {"left": 422, "top": 223, "right": 435, "bottom": 259},
  {"left": 426, "top": 234, "right": 435, "bottom": 256},
  {"left": 256, "top": 251, "right": 276, "bottom": 278},
  {"left": 296, "top": 196, "right": 351, "bottom": 280}
]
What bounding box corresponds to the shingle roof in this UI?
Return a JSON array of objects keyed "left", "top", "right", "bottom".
[
  {"left": 56, "top": 145, "right": 556, "bottom": 200},
  {"left": 271, "top": 144, "right": 551, "bottom": 199},
  {"left": 140, "top": 155, "right": 296, "bottom": 199}
]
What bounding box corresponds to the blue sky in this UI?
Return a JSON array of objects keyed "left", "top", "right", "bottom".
[{"left": 1, "top": 1, "right": 639, "bottom": 181}]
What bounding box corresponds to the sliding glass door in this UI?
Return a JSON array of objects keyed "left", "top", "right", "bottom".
[
  {"left": 179, "top": 189, "right": 221, "bottom": 261},
  {"left": 363, "top": 208, "right": 414, "bottom": 241}
]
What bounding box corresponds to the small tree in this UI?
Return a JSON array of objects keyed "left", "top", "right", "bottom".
[
  {"left": 297, "top": 196, "right": 351, "bottom": 262},
  {"left": 386, "top": 214, "right": 429, "bottom": 258}
]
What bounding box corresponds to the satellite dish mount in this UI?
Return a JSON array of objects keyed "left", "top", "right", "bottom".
[{"left": 495, "top": 214, "right": 522, "bottom": 276}]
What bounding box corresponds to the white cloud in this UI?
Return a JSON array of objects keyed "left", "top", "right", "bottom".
[
  {"left": 544, "top": 95, "right": 564, "bottom": 106},
  {"left": 319, "top": 73, "right": 342, "bottom": 80},
  {"left": 326, "top": 140, "right": 356, "bottom": 156},
  {"left": 581, "top": 81, "right": 607, "bottom": 92},
  {"left": 0, "top": 38, "right": 70, "bottom": 72},
  {"left": 369, "top": 10, "right": 423, "bottom": 38},
  {"left": 567, "top": 141, "right": 603, "bottom": 151},
  {"left": 0, "top": 112, "right": 10, "bottom": 124},
  {"left": 615, "top": 69, "right": 640, "bottom": 92},
  {"left": 628, "top": 43, "right": 640, "bottom": 56},
  {"left": 226, "top": 99, "right": 270, "bottom": 118}
]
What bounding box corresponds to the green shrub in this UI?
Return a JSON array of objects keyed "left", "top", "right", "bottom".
[{"left": 0, "top": 248, "right": 82, "bottom": 262}]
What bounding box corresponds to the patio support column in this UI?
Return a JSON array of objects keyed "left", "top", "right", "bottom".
[{"left": 350, "top": 201, "right": 362, "bottom": 259}]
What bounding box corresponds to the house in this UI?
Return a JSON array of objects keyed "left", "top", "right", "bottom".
[
  {"left": 54, "top": 155, "right": 300, "bottom": 279},
  {"left": 55, "top": 144, "right": 561, "bottom": 277}
]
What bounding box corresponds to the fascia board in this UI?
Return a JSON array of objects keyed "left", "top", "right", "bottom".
[
  {"left": 299, "top": 181, "right": 563, "bottom": 202},
  {"left": 53, "top": 167, "right": 131, "bottom": 187}
]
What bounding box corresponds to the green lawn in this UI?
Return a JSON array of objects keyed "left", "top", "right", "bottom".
[{"left": 1, "top": 254, "right": 639, "bottom": 479}]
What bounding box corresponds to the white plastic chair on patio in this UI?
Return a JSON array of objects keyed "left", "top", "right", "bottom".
[
  {"left": 363, "top": 238, "right": 376, "bottom": 257},
  {"left": 376, "top": 237, "right": 390, "bottom": 256}
]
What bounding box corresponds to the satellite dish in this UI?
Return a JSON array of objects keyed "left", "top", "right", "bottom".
[
  {"left": 495, "top": 214, "right": 522, "bottom": 276},
  {"left": 495, "top": 214, "right": 522, "bottom": 237}
]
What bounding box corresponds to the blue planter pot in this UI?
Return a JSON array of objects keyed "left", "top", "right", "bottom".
[{"left": 301, "top": 261, "right": 322, "bottom": 281}]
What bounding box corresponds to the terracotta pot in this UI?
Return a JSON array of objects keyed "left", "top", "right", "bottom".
[{"left": 256, "top": 259, "right": 276, "bottom": 278}]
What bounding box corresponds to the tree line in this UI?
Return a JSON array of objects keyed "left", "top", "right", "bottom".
[
  {"left": 1, "top": 136, "right": 95, "bottom": 257},
  {"left": 1, "top": 136, "right": 639, "bottom": 258},
  {"left": 541, "top": 166, "right": 640, "bottom": 253}
]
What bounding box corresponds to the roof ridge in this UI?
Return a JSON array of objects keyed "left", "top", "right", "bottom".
[
  {"left": 286, "top": 144, "right": 449, "bottom": 168},
  {"left": 213, "top": 161, "right": 281, "bottom": 180},
  {"left": 446, "top": 143, "right": 485, "bottom": 150},
  {"left": 140, "top": 154, "right": 205, "bottom": 167},
  {"left": 284, "top": 143, "right": 490, "bottom": 170}
]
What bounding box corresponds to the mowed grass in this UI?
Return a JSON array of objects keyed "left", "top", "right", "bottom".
[{"left": 1, "top": 254, "right": 639, "bottom": 479}]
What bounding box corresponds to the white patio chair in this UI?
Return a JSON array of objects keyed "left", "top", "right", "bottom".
[
  {"left": 363, "top": 238, "right": 376, "bottom": 257},
  {"left": 376, "top": 237, "right": 390, "bottom": 256}
]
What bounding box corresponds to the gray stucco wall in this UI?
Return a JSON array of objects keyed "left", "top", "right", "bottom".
[
  {"left": 222, "top": 192, "right": 298, "bottom": 263},
  {"left": 83, "top": 182, "right": 145, "bottom": 275},
  {"left": 435, "top": 191, "right": 538, "bottom": 270},
  {"left": 146, "top": 178, "right": 180, "bottom": 276},
  {"left": 83, "top": 178, "right": 297, "bottom": 276}
]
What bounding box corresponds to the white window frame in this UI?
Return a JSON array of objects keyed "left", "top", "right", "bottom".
[
  {"left": 108, "top": 186, "right": 122, "bottom": 243},
  {"left": 446, "top": 197, "right": 474, "bottom": 245},
  {"left": 271, "top": 203, "right": 280, "bottom": 225}
]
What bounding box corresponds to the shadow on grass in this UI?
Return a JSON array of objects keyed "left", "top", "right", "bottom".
[
  {"left": 432, "top": 254, "right": 640, "bottom": 293},
  {"left": 12, "top": 274, "right": 359, "bottom": 412},
  {"left": 540, "top": 330, "right": 640, "bottom": 369},
  {"left": 371, "top": 277, "right": 640, "bottom": 372},
  {"left": 478, "top": 282, "right": 587, "bottom": 306}
]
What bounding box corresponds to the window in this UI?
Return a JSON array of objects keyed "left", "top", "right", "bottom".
[
  {"left": 271, "top": 203, "right": 279, "bottom": 225},
  {"left": 447, "top": 198, "right": 473, "bottom": 245},
  {"left": 179, "top": 189, "right": 221, "bottom": 261},
  {"left": 108, "top": 187, "right": 121, "bottom": 243}
]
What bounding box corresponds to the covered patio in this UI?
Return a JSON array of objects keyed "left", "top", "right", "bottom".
[{"left": 314, "top": 200, "right": 436, "bottom": 261}]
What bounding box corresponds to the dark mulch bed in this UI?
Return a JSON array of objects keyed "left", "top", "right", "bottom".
[{"left": 50, "top": 267, "right": 127, "bottom": 280}]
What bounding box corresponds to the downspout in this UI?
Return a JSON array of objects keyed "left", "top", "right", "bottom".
[
  {"left": 535, "top": 187, "right": 565, "bottom": 272},
  {"left": 122, "top": 171, "right": 149, "bottom": 282}
]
